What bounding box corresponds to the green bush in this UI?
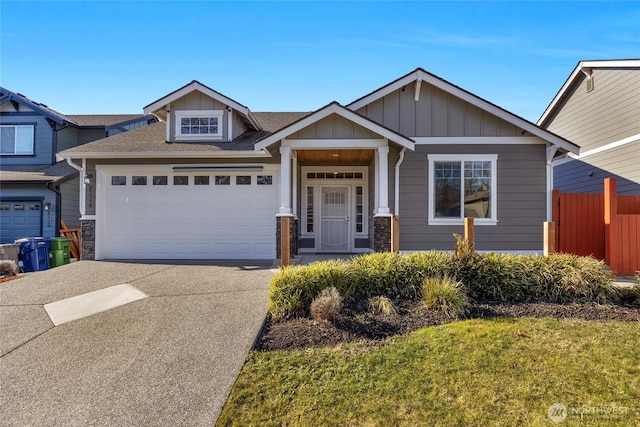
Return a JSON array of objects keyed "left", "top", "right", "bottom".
[
  {"left": 423, "top": 275, "right": 469, "bottom": 318},
  {"left": 268, "top": 251, "right": 617, "bottom": 318}
]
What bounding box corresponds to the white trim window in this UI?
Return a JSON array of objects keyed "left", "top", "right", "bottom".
[
  {"left": 428, "top": 154, "right": 498, "bottom": 225},
  {"left": 174, "top": 110, "right": 223, "bottom": 140},
  {"left": 0, "top": 125, "right": 35, "bottom": 155}
]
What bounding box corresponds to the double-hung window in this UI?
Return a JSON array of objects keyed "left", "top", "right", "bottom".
[
  {"left": 428, "top": 154, "right": 497, "bottom": 225},
  {"left": 174, "top": 110, "right": 223, "bottom": 140},
  {"left": 0, "top": 125, "right": 35, "bottom": 155}
]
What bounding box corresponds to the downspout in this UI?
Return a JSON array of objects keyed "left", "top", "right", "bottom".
[
  {"left": 64, "top": 156, "right": 86, "bottom": 217},
  {"left": 394, "top": 148, "right": 407, "bottom": 215}
]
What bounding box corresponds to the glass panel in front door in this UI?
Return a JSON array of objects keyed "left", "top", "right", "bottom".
[{"left": 320, "top": 186, "right": 349, "bottom": 252}]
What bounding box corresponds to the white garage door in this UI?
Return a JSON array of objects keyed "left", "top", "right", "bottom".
[{"left": 97, "top": 167, "right": 279, "bottom": 259}]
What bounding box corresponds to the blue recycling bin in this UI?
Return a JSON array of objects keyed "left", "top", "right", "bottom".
[{"left": 17, "top": 238, "right": 50, "bottom": 272}]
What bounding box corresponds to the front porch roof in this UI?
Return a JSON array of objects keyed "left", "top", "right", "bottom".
[{"left": 254, "top": 102, "right": 415, "bottom": 152}]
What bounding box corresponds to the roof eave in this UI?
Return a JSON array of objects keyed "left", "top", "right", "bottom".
[{"left": 58, "top": 149, "right": 272, "bottom": 160}]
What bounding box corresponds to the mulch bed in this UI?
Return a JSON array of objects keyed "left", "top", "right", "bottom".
[{"left": 256, "top": 299, "right": 640, "bottom": 351}]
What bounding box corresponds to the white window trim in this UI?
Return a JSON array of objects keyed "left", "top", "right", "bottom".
[
  {"left": 174, "top": 110, "right": 224, "bottom": 141},
  {"left": 428, "top": 154, "right": 498, "bottom": 226},
  {"left": 0, "top": 124, "right": 35, "bottom": 155}
]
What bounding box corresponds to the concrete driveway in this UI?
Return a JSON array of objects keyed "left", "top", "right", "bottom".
[{"left": 0, "top": 260, "right": 275, "bottom": 426}]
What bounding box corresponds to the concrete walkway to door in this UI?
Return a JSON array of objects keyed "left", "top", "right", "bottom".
[{"left": 0, "top": 260, "right": 275, "bottom": 426}]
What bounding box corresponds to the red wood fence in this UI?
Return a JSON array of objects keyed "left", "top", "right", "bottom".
[{"left": 552, "top": 178, "right": 640, "bottom": 275}]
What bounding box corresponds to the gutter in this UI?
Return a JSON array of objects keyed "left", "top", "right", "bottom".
[{"left": 394, "top": 148, "right": 407, "bottom": 215}]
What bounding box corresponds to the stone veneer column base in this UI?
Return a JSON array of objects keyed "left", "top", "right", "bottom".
[
  {"left": 80, "top": 220, "right": 96, "bottom": 260},
  {"left": 373, "top": 216, "right": 392, "bottom": 252},
  {"left": 276, "top": 217, "right": 298, "bottom": 259}
]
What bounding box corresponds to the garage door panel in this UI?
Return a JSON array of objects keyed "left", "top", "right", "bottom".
[{"left": 100, "top": 170, "right": 278, "bottom": 259}]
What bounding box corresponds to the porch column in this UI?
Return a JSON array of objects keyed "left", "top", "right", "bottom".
[
  {"left": 376, "top": 145, "right": 390, "bottom": 215},
  {"left": 279, "top": 146, "right": 293, "bottom": 215}
]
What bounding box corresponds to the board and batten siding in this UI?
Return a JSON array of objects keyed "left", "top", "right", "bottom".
[
  {"left": 287, "top": 114, "right": 378, "bottom": 140},
  {"left": 543, "top": 69, "right": 639, "bottom": 153},
  {"left": 355, "top": 81, "right": 526, "bottom": 138},
  {"left": 167, "top": 91, "right": 242, "bottom": 142},
  {"left": 399, "top": 143, "right": 547, "bottom": 251},
  {"left": 0, "top": 113, "right": 53, "bottom": 165}
]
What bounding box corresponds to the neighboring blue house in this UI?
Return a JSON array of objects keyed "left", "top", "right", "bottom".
[{"left": 0, "top": 87, "right": 156, "bottom": 243}]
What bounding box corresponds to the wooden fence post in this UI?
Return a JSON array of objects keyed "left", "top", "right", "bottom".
[
  {"left": 281, "top": 216, "right": 290, "bottom": 268},
  {"left": 391, "top": 215, "right": 400, "bottom": 253},
  {"left": 604, "top": 178, "right": 618, "bottom": 273},
  {"left": 464, "top": 217, "right": 475, "bottom": 252},
  {"left": 544, "top": 221, "right": 556, "bottom": 256}
]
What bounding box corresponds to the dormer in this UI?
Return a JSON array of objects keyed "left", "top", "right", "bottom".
[{"left": 143, "top": 80, "right": 262, "bottom": 144}]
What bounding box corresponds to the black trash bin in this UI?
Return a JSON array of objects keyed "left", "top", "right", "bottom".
[{"left": 16, "top": 238, "right": 50, "bottom": 272}]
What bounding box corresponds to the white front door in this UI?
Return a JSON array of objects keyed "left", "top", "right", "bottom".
[{"left": 320, "top": 186, "right": 350, "bottom": 252}]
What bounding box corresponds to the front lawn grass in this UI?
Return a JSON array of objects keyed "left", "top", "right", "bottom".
[{"left": 218, "top": 318, "right": 639, "bottom": 426}]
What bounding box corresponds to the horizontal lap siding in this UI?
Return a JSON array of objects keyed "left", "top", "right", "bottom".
[
  {"left": 544, "top": 70, "right": 640, "bottom": 152},
  {"left": 399, "top": 144, "right": 546, "bottom": 251},
  {"left": 0, "top": 114, "right": 52, "bottom": 165},
  {"left": 554, "top": 142, "right": 640, "bottom": 195}
]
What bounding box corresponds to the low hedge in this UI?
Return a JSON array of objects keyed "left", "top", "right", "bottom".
[{"left": 268, "top": 252, "right": 616, "bottom": 318}]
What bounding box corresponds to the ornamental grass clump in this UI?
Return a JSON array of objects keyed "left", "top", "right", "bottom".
[
  {"left": 0, "top": 260, "right": 18, "bottom": 276},
  {"left": 310, "top": 286, "right": 343, "bottom": 322},
  {"left": 367, "top": 296, "right": 397, "bottom": 316},
  {"left": 423, "top": 275, "right": 469, "bottom": 318}
]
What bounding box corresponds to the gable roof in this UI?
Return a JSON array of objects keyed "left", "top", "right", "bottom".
[
  {"left": 255, "top": 102, "right": 415, "bottom": 151},
  {"left": 347, "top": 68, "right": 579, "bottom": 155},
  {"left": 0, "top": 87, "right": 75, "bottom": 125},
  {"left": 143, "top": 80, "right": 262, "bottom": 131},
  {"left": 537, "top": 59, "right": 640, "bottom": 127}
]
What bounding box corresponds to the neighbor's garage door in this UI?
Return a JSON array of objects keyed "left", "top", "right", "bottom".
[
  {"left": 0, "top": 201, "right": 42, "bottom": 243},
  {"left": 98, "top": 169, "right": 279, "bottom": 259}
]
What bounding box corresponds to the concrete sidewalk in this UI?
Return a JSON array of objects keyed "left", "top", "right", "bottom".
[{"left": 0, "top": 260, "right": 274, "bottom": 426}]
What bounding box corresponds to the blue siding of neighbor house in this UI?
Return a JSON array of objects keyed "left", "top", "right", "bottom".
[{"left": 0, "top": 113, "right": 54, "bottom": 165}]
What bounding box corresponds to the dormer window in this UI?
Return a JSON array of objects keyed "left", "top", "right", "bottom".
[{"left": 175, "top": 110, "right": 223, "bottom": 140}]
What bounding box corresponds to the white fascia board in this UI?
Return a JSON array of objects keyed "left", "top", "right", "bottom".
[
  {"left": 61, "top": 150, "right": 272, "bottom": 159},
  {"left": 538, "top": 60, "right": 640, "bottom": 126},
  {"left": 413, "top": 136, "right": 546, "bottom": 145},
  {"left": 255, "top": 103, "right": 414, "bottom": 151},
  {"left": 282, "top": 138, "right": 388, "bottom": 149},
  {"left": 347, "top": 73, "right": 419, "bottom": 111},
  {"left": 143, "top": 81, "right": 250, "bottom": 116}
]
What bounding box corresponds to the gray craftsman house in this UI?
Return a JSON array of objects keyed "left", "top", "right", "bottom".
[
  {"left": 58, "top": 68, "right": 578, "bottom": 260},
  {"left": 538, "top": 59, "right": 640, "bottom": 195}
]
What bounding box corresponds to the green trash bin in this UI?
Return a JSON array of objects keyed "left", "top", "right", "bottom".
[{"left": 49, "top": 237, "right": 71, "bottom": 268}]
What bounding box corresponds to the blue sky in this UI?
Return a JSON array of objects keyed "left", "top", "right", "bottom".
[{"left": 1, "top": 1, "right": 638, "bottom": 122}]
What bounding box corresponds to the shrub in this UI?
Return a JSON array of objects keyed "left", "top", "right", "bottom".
[
  {"left": 423, "top": 275, "right": 469, "bottom": 318},
  {"left": 0, "top": 260, "right": 18, "bottom": 276},
  {"left": 310, "top": 287, "right": 343, "bottom": 322},
  {"left": 368, "top": 296, "right": 397, "bottom": 316}
]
